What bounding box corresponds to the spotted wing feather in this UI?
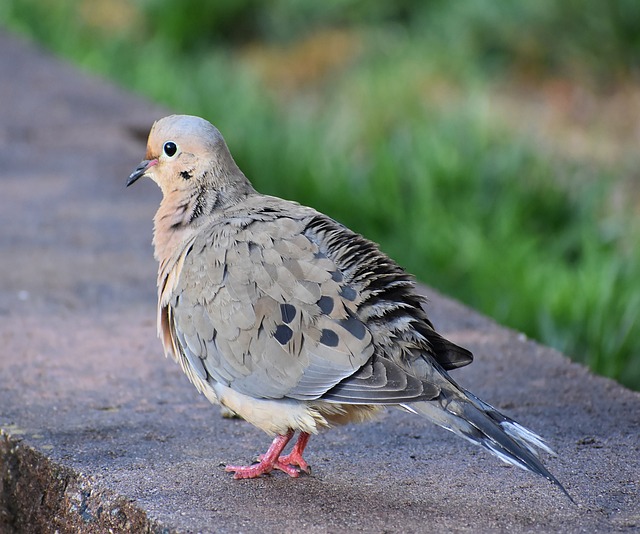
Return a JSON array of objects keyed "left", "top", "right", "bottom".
[{"left": 167, "top": 198, "right": 465, "bottom": 405}]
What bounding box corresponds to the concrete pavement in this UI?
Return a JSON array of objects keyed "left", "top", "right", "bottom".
[{"left": 0, "top": 29, "right": 638, "bottom": 533}]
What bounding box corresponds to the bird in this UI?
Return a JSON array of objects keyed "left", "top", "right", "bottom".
[{"left": 127, "top": 114, "right": 571, "bottom": 499}]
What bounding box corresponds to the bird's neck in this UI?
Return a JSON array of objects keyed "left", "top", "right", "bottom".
[
  {"left": 152, "top": 190, "right": 201, "bottom": 286},
  {"left": 152, "top": 174, "right": 256, "bottom": 286}
]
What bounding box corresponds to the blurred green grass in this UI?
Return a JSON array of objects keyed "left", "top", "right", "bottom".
[{"left": 2, "top": 0, "right": 639, "bottom": 389}]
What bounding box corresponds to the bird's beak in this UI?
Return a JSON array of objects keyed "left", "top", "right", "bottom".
[{"left": 126, "top": 159, "right": 157, "bottom": 187}]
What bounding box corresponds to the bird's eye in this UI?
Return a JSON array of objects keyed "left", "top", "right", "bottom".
[{"left": 163, "top": 141, "right": 178, "bottom": 157}]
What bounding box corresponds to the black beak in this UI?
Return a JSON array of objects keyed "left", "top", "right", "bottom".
[{"left": 126, "top": 159, "right": 156, "bottom": 187}]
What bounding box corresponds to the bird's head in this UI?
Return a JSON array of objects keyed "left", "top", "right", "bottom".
[{"left": 127, "top": 114, "right": 250, "bottom": 200}]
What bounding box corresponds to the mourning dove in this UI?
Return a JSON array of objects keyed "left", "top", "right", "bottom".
[{"left": 127, "top": 114, "right": 571, "bottom": 499}]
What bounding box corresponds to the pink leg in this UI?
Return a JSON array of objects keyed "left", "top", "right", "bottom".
[
  {"left": 225, "top": 430, "right": 313, "bottom": 479},
  {"left": 274, "top": 431, "right": 311, "bottom": 474},
  {"left": 225, "top": 430, "right": 298, "bottom": 479}
]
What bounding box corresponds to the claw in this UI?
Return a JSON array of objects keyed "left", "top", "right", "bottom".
[{"left": 276, "top": 431, "right": 311, "bottom": 473}]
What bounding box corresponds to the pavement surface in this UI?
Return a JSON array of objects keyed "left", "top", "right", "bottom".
[{"left": 0, "top": 29, "right": 638, "bottom": 533}]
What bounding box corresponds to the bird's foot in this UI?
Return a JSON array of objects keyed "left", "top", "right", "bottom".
[
  {"left": 225, "top": 430, "right": 312, "bottom": 479},
  {"left": 260, "top": 431, "right": 311, "bottom": 474},
  {"left": 225, "top": 458, "right": 300, "bottom": 479},
  {"left": 266, "top": 451, "right": 310, "bottom": 475}
]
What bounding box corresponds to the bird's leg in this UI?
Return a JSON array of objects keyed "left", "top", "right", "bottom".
[
  {"left": 273, "top": 431, "right": 311, "bottom": 474},
  {"left": 225, "top": 429, "right": 297, "bottom": 479}
]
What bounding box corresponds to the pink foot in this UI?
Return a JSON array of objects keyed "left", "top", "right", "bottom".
[
  {"left": 225, "top": 431, "right": 312, "bottom": 479},
  {"left": 266, "top": 431, "right": 311, "bottom": 474},
  {"left": 225, "top": 458, "right": 300, "bottom": 479}
]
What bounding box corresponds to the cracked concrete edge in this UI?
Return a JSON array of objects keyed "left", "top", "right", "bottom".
[{"left": 0, "top": 432, "right": 166, "bottom": 534}]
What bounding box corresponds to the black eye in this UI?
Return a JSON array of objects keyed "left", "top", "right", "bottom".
[{"left": 163, "top": 141, "right": 177, "bottom": 157}]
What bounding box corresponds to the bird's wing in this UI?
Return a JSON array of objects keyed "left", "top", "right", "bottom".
[
  {"left": 164, "top": 200, "right": 455, "bottom": 403},
  {"left": 301, "top": 212, "right": 473, "bottom": 374}
]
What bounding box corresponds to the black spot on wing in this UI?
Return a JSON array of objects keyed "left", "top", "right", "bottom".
[
  {"left": 330, "top": 270, "right": 343, "bottom": 283},
  {"left": 317, "top": 295, "right": 334, "bottom": 315},
  {"left": 339, "top": 315, "right": 367, "bottom": 340},
  {"left": 340, "top": 286, "right": 357, "bottom": 301},
  {"left": 274, "top": 324, "right": 293, "bottom": 345},
  {"left": 280, "top": 303, "right": 297, "bottom": 324},
  {"left": 319, "top": 329, "right": 339, "bottom": 347}
]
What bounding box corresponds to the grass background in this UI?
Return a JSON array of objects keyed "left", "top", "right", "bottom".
[{"left": 2, "top": 0, "right": 639, "bottom": 389}]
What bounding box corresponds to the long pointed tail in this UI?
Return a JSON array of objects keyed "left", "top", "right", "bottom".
[{"left": 402, "top": 386, "right": 573, "bottom": 502}]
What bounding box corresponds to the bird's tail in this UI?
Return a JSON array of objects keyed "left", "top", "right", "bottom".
[{"left": 402, "top": 384, "right": 573, "bottom": 502}]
